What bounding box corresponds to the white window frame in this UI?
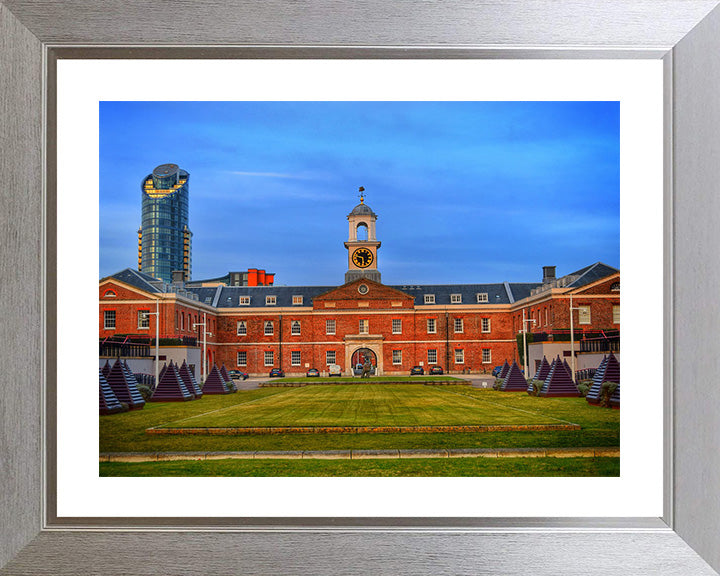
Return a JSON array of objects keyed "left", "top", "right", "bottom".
[
  {"left": 476, "top": 292, "right": 488, "bottom": 303},
  {"left": 481, "top": 317, "right": 491, "bottom": 333},
  {"left": 482, "top": 348, "right": 491, "bottom": 364},
  {"left": 613, "top": 304, "right": 620, "bottom": 324},
  {"left": 264, "top": 351, "right": 274, "bottom": 366},
  {"left": 424, "top": 294, "right": 436, "bottom": 304},
  {"left": 236, "top": 320, "right": 247, "bottom": 336},
  {"left": 291, "top": 351, "right": 301, "bottom": 366},
  {"left": 291, "top": 320, "right": 301, "bottom": 335},
  {"left": 266, "top": 295, "right": 277, "bottom": 306},
  {"left": 326, "top": 319, "right": 336, "bottom": 335},
  {"left": 326, "top": 350, "right": 336, "bottom": 365},
  {"left": 104, "top": 310, "right": 116, "bottom": 330},
  {"left": 392, "top": 319, "right": 402, "bottom": 334},
  {"left": 578, "top": 305, "right": 591, "bottom": 325},
  {"left": 359, "top": 319, "right": 369, "bottom": 335},
  {"left": 264, "top": 321, "right": 274, "bottom": 336},
  {"left": 137, "top": 310, "right": 150, "bottom": 329},
  {"left": 427, "top": 318, "right": 436, "bottom": 334},
  {"left": 392, "top": 350, "right": 402, "bottom": 365},
  {"left": 454, "top": 317, "right": 464, "bottom": 333},
  {"left": 450, "top": 293, "right": 462, "bottom": 304},
  {"left": 237, "top": 351, "right": 247, "bottom": 366},
  {"left": 239, "top": 296, "right": 251, "bottom": 306},
  {"left": 292, "top": 295, "right": 304, "bottom": 305},
  {"left": 427, "top": 349, "right": 437, "bottom": 364},
  {"left": 454, "top": 349, "right": 465, "bottom": 364}
]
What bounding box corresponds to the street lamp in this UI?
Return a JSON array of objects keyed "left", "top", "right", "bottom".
[
  {"left": 568, "top": 295, "right": 581, "bottom": 382},
  {"left": 521, "top": 308, "right": 536, "bottom": 378},
  {"left": 140, "top": 299, "right": 160, "bottom": 389},
  {"left": 193, "top": 312, "right": 211, "bottom": 383}
]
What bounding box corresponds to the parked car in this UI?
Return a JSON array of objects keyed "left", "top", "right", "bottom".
[
  {"left": 410, "top": 366, "right": 424, "bottom": 375},
  {"left": 306, "top": 368, "right": 320, "bottom": 377},
  {"left": 229, "top": 370, "right": 249, "bottom": 380},
  {"left": 269, "top": 368, "right": 285, "bottom": 378},
  {"left": 429, "top": 365, "right": 444, "bottom": 375},
  {"left": 328, "top": 364, "right": 342, "bottom": 377},
  {"left": 491, "top": 365, "right": 503, "bottom": 377}
]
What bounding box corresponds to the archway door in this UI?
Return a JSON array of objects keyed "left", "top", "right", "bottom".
[
  {"left": 351, "top": 348, "right": 377, "bottom": 372},
  {"left": 343, "top": 337, "right": 384, "bottom": 376}
]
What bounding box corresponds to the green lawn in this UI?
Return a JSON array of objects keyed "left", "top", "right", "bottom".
[
  {"left": 100, "top": 386, "right": 619, "bottom": 458},
  {"left": 99, "top": 456, "right": 619, "bottom": 477},
  {"left": 155, "top": 385, "right": 567, "bottom": 429},
  {"left": 265, "top": 376, "right": 469, "bottom": 384}
]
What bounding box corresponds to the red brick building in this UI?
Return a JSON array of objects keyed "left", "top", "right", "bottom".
[{"left": 99, "top": 200, "right": 619, "bottom": 377}]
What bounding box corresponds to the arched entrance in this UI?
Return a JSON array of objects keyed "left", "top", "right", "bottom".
[{"left": 351, "top": 347, "right": 377, "bottom": 376}]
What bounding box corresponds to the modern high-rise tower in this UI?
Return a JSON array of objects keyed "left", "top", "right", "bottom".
[{"left": 137, "top": 163, "right": 192, "bottom": 283}]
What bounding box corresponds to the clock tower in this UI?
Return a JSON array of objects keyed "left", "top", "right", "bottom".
[{"left": 345, "top": 188, "right": 381, "bottom": 284}]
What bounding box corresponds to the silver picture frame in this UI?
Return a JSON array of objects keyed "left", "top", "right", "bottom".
[{"left": 2, "top": 1, "right": 720, "bottom": 574}]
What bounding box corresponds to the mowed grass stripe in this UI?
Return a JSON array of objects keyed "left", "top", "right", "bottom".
[{"left": 161, "top": 385, "right": 559, "bottom": 428}]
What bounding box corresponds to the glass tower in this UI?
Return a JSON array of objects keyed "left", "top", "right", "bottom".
[{"left": 138, "top": 163, "right": 192, "bottom": 283}]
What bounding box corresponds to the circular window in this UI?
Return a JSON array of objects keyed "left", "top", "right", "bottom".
[{"left": 358, "top": 284, "right": 369, "bottom": 295}]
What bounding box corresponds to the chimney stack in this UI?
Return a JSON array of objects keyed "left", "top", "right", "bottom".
[{"left": 542, "top": 266, "right": 556, "bottom": 284}]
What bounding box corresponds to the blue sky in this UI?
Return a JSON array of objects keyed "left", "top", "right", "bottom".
[{"left": 99, "top": 101, "right": 619, "bottom": 286}]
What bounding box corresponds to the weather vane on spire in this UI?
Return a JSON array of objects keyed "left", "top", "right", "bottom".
[{"left": 358, "top": 186, "right": 365, "bottom": 204}]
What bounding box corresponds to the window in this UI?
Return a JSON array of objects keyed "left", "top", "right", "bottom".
[
  {"left": 427, "top": 318, "right": 436, "bottom": 334},
  {"left": 392, "top": 319, "right": 402, "bottom": 334},
  {"left": 264, "top": 321, "right": 274, "bottom": 335},
  {"left": 291, "top": 351, "right": 301, "bottom": 366},
  {"left": 266, "top": 295, "right": 277, "bottom": 306},
  {"left": 291, "top": 320, "right": 301, "bottom": 335},
  {"left": 237, "top": 351, "right": 247, "bottom": 366},
  {"left": 264, "top": 351, "right": 274, "bottom": 366},
  {"left": 103, "top": 310, "right": 116, "bottom": 330},
  {"left": 482, "top": 349, "right": 491, "bottom": 364},
  {"left": 611, "top": 282, "right": 620, "bottom": 292},
  {"left": 392, "top": 350, "right": 402, "bottom": 365},
  {"left": 613, "top": 305, "right": 620, "bottom": 324},
  {"left": 481, "top": 318, "right": 490, "bottom": 333},
  {"left": 454, "top": 318, "right": 464, "bottom": 333},
  {"left": 424, "top": 294, "right": 435, "bottom": 304},
  {"left": 138, "top": 310, "right": 150, "bottom": 329},
  {"left": 476, "top": 292, "right": 488, "bottom": 303},
  {"left": 292, "top": 295, "right": 304, "bottom": 305},
  {"left": 454, "top": 349, "right": 464, "bottom": 364},
  {"left": 237, "top": 320, "right": 247, "bottom": 336},
  {"left": 578, "top": 305, "right": 591, "bottom": 325},
  {"left": 326, "top": 350, "right": 336, "bottom": 365},
  {"left": 359, "top": 319, "right": 369, "bottom": 334},
  {"left": 239, "top": 296, "right": 251, "bottom": 306},
  {"left": 427, "top": 349, "right": 437, "bottom": 364},
  {"left": 326, "top": 319, "right": 336, "bottom": 335},
  {"left": 450, "top": 293, "right": 462, "bottom": 304},
  {"left": 103, "top": 290, "right": 116, "bottom": 298}
]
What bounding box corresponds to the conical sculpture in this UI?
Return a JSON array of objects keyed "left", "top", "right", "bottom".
[
  {"left": 538, "top": 356, "right": 580, "bottom": 397},
  {"left": 105, "top": 358, "right": 145, "bottom": 410},
  {"left": 202, "top": 364, "right": 231, "bottom": 395},
  {"left": 178, "top": 359, "right": 202, "bottom": 399},
  {"left": 500, "top": 361, "right": 527, "bottom": 392},
  {"left": 150, "top": 361, "right": 194, "bottom": 402},
  {"left": 498, "top": 360, "right": 510, "bottom": 379},
  {"left": 99, "top": 369, "right": 123, "bottom": 415}
]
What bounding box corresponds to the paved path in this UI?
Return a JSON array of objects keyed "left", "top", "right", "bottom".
[{"left": 100, "top": 446, "right": 618, "bottom": 463}]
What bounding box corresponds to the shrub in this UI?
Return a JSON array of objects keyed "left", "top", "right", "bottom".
[
  {"left": 118, "top": 402, "right": 130, "bottom": 413},
  {"left": 529, "top": 379, "right": 544, "bottom": 396},
  {"left": 493, "top": 378, "right": 504, "bottom": 391},
  {"left": 577, "top": 382, "right": 590, "bottom": 397},
  {"left": 136, "top": 384, "right": 153, "bottom": 401},
  {"left": 600, "top": 381, "right": 619, "bottom": 407}
]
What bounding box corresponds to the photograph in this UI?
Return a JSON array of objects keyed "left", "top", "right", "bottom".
[{"left": 98, "top": 100, "right": 621, "bottom": 478}]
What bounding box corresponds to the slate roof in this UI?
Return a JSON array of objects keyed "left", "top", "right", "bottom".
[
  {"left": 349, "top": 202, "right": 376, "bottom": 216},
  {"left": 564, "top": 262, "right": 619, "bottom": 289},
  {"left": 102, "top": 268, "right": 162, "bottom": 294}
]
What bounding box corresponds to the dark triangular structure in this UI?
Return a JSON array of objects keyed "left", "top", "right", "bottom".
[
  {"left": 99, "top": 369, "right": 123, "bottom": 415},
  {"left": 220, "top": 364, "right": 237, "bottom": 392},
  {"left": 178, "top": 359, "right": 202, "bottom": 399},
  {"left": 500, "top": 361, "right": 528, "bottom": 392},
  {"left": 158, "top": 362, "right": 168, "bottom": 383},
  {"left": 533, "top": 356, "right": 551, "bottom": 382},
  {"left": 150, "top": 361, "right": 194, "bottom": 402},
  {"left": 498, "top": 360, "right": 510, "bottom": 379},
  {"left": 538, "top": 356, "right": 580, "bottom": 397},
  {"left": 106, "top": 358, "right": 145, "bottom": 410},
  {"left": 586, "top": 353, "right": 620, "bottom": 406},
  {"left": 202, "top": 364, "right": 231, "bottom": 395},
  {"left": 101, "top": 359, "right": 111, "bottom": 379}
]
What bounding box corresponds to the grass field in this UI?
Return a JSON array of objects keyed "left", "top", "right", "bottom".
[
  {"left": 99, "top": 385, "right": 619, "bottom": 476},
  {"left": 154, "top": 385, "right": 569, "bottom": 429}
]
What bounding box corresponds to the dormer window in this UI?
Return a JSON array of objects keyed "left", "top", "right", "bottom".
[
  {"left": 450, "top": 294, "right": 462, "bottom": 304},
  {"left": 424, "top": 294, "right": 435, "bottom": 304},
  {"left": 266, "top": 295, "right": 277, "bottom": 306},
  {"left": 476, "top": 292, "right": 488, "bottom": 303}
]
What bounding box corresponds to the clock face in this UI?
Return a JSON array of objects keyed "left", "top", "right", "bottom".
[{"left": 352, "top": 247, "right": 374, "bottom": 269}]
